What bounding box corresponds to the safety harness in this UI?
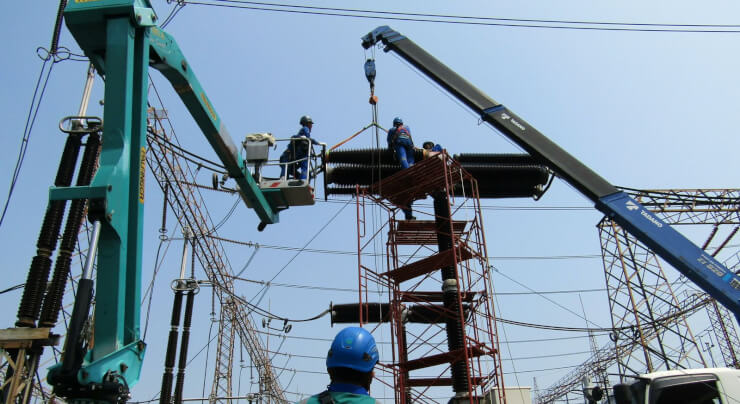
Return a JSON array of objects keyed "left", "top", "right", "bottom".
[{"left": 391, "top": 125, "right": 411, "bottom": 143}]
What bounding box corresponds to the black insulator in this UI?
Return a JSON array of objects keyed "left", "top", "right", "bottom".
[
  {"left": 50, "top": 0, "right": 69, "bottom": 54},
  {"left": 331, "top": 303, "right": 390, "bottom": 324},
  {"left": 443, "top": 285, "right": 467, "bottom": 393},
  {"left": 433, "top": 193, "right": 468, "bottom": 393},
  {"left": 453, "top": 153, "right": 542, "bottom": 165},
  {"left": 331, "top": 302, "right": 469, "bottom": 324},
  {"left": 326, "top": 147, "right": 425, "bottom": 166},
  {"left": 17, "top": 131, "right": 86, "bottom": 327},
  {"left": 37, "top": 200, "right": 66, "bottom": 251},
  {"left": 433, "top": 194, "right": 455, "bottom": 281},
  {"left": 39, "top": 132, "right": 102, "bottom": 328},
  {"left": 76, "top": 132, "right": 101, "bottom": 187},
  {"left": 160, "top": 291, "right": 184, "bottom": 404},
  {"left": 38, "top": 254, "right": 71, "bottom": 328},
  {"left": 406, "top": 304, "right": 470, "bottom": 324},
  {"left": 461, "top": 163, "right": 549, "bottom": 181},
  {"left": 458, "top": 163, "right": 550, "bottom": 199},
  {"left": 174, "top": 291, "right": 195, "bottom": 404},
  {"left": 325, "top": 164, "right": 402, "bottom": 186},
  {"left": 16, "top": 255, "right": 52, "bottom": 327},
  {"left": 55, "top": 134, "right": 82, "bottom": 186}
]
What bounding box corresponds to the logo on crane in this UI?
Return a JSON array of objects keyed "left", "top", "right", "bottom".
[
  {"left": 500, "top": 112, "right": 526, "bottom": 131},
  {"left": 626, "top": 200, "right": 639, "bottom": 211}
]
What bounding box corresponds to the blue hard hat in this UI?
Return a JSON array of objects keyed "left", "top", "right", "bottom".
[
  {"left": 300, "top": 115, "right": 314, "bottom": 125},
  {"left": 393, "top": 117, "right": 403, "bottom": 126},
  {"left": 326, "top": 327, "right": 379, "bottom": 372}
]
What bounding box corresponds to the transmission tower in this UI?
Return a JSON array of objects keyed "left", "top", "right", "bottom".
[
  {"left": 536, "top": 189, "right": 740, "bottom": 403},
  {"left": 147, "top": 107, "right": 286, "bottom": 403}
]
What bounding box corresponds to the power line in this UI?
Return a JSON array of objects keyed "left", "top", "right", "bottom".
[
  {"left": 0, "top": 284, "right": 24, "bottom": 295},
  {"left": 229, "top": 274, "right": 607, "bottom": 295},
  {"left": 0, "top": 48, "right": 57, "bottom": 230},
  {"left": 210, "top": 233, "right": 600, "bottom": 260},
  {"left": 182, "top": 0, "right": 740, "bottom": 33}
]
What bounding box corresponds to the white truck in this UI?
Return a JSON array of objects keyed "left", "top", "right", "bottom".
[{"left": 612, "top": 368, "right": 740, "bottom": 404}]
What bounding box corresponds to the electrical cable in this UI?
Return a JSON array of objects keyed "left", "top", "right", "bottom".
[
  {"left": 183, "top": 0, "right": 740, "bottom": 33},
  {"left": 264, "top": 347, "right": 593, "bottom": 362},
  {"left": 210, "top": 233, "right": 601, "bottom": 260},
  {"left": 229, "top": 273, "right": 607, "bottom": 295},
  {"left": 246, "top": 197, "right": 353, "bottom": 304},
  {"left": 215, "top": 283, "right": 330, "bottom": 323},
  {"left": 147, "top": 129, "right": 227, "bottom": 173},
  {"left": 161, "top": 1, "right": 186, "bottom": 28},
  {"left": 0, "top": 284, "right": 24, "bottom": 295},
  {"left": 0, "top": 49, "right": 56, "bottom": 231},
  {"left": 492, "top": 263, "right": 606, "bottom": 329}
]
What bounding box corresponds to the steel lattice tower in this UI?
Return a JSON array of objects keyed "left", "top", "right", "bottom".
[
  {"left": 536, "top": 189, "right": 740, "bottom": 403},
  {"left": 147, "top": 108, "right": 285, "bottom": 403}
]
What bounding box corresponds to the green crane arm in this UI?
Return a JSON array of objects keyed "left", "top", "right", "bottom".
[
  {"left": 147, "top": 26, "right": 278, "bottom": 225},
  {"left": 46, "top": 1, "right": 277, "bottom": 402}
]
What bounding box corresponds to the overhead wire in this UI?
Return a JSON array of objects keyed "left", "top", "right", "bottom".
[
  {"left": 211, "top": 233, "right": 601, "bottom": 260},
  {"left": 147, "top": 129, "right": 227, "bottom": 174},
  {"left": 182, "top": 0, "right": 740, "bottom": 33},
  {"left": 0, "top": 48, "right": 58, "bottom": 230},
  {"left": 245, "top": 198, "right": 354, "bottom": 305},
  {"left": 215, "top": 281, "right": 331, "bottom": 323},
  {"left": 0, "top": 284, "right": 25, "bottom": 295}
]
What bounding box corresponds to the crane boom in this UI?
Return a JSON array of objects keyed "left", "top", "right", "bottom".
[
  {"left": 46, "top": 1, "right": 279, "bottom": 402},
  {"left": 361, "top": 25, "right": 740, "bottom": 318}
]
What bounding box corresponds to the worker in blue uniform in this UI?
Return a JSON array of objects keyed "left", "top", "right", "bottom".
[
  {"left": 387, "top": 117, "right": 416, "bottom": 220},
  {"left": 387, "top": 117, "right": 414, "bottom": 169},
  {"left": 422, "top": 141, "right": 443, "bottom": 152},
  {"left": 297, "top": 327, "right": 381, "bottom": 404},
  {"left": 280, "top": 115, "right": 320, "bottom": 180}
]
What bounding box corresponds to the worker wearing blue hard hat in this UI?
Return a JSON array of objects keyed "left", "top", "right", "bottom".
[
  {"left": 387, "top": 117, "right": 416, "bottom": 220},
  {"left": 297, "top": 327, "right": 381, "bottom": 404},
  {"left": 280, "top": 115, "right": 322, "bottom": 180},
  {"left": 387, "top": 117, "right": 414, "bottom": 169}
]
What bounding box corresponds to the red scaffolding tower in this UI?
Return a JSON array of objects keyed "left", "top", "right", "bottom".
[{"left": 355, "top": 154, "right": 505, "bottom": 404}]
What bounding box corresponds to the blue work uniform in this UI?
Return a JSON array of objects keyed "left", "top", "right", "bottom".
[
  {"left": 296, "top": 383, "right": 381, "bottom": 404},
  {"left": 387, "top": 124, "right": 415, "bottom": 219},
  {"left": 281, "top": 125, "right": 319, "bottom": 180},
  {"left": 431, "top": 143, "right": 442, "bottom": 152},
  {"left": 387, "top": 125, "right": 414, "bottom": 169}
]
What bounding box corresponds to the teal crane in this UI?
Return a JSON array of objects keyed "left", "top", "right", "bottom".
[{"left": 44, "top": 1, "right": 297, "bottom": 402}]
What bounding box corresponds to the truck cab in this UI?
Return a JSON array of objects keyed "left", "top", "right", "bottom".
[{"left": 614, "top": 368, "right": 740, "bottom": 404}]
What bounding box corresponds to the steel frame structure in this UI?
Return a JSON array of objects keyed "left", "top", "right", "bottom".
[
  {"left": 536, "top": 188, "right": 740, "bottom": 403},
  {"left": 356, "top": 155, "right": 504, "bottom": 404},
  {"left": 146, "top": 108, "right": 285, "bottom": 403}
]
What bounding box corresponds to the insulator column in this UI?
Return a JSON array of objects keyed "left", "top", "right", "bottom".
[
  {"left": 433, "top": 193, "right": 468, "bottom": 394},
  {"left": 39, "top": 131, "right": 101, "bottom": 328},
  {"left": 173, "top": 290, "right": 195, "bottom": 404},
  {"left": 160, "top": 290, "right": 183, "bottom": 404},
  {"left": 16, "top": 133, "right": 83, "bottom": 327}
]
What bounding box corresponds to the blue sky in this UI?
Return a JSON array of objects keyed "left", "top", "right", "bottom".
[{"left": 2, "top": 1, "right": 740, "bottom": 402}]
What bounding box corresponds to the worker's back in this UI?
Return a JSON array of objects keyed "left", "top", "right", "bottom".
[{"left": 297, "top": 391, "right": 381, "bottom": 404}]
